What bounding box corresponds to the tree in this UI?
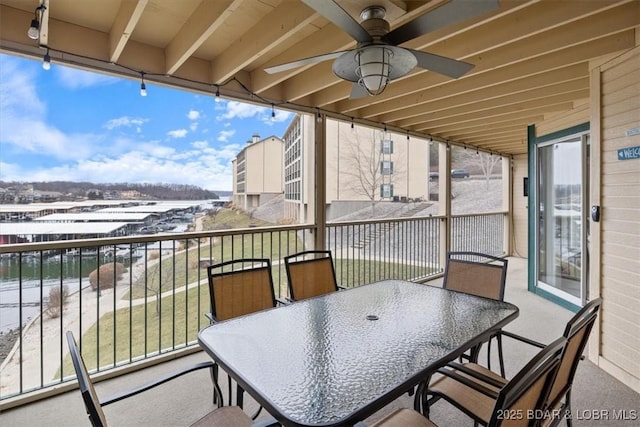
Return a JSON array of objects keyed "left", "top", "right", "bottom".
[
  {"left": 458, "top": 150, "right": 502, "bottom": 189},
  {"left": 341, "top": 126, "right": 404, "bottom": 214}
]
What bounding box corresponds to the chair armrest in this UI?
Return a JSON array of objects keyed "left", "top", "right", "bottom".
[
  {"left": 445, "top": 362, "right": 506, "bottom": 388},
  {"left": 204, "top": 312, "right": 214, "bottom": 323},
  {"left": 101, "top": 361, "right": 216, "bottom": 406},
  {"left": 500, "top": 330, "right": 546, "bottom": 348},
  {"left": 435, "top": 367, "right": 500, "bottom": 399}
]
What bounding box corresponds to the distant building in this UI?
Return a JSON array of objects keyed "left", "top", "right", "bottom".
[
  {"left": 231, "top": 134, "right": 284, "bottom": 210},
  {"left": 282, "top": 114, "right": 429, "bottom": 222}
]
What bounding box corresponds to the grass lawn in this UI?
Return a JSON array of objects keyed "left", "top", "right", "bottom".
[{"left": 60, "top": 207, "right": 438, "bottom": 374}]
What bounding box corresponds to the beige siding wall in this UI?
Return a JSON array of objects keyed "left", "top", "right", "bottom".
[
  {"left": 245, "top": 137, "right": 283, "bottom": 194},
  {"left": 591, "top": 46, "right": 640, "bottom": 392},
  {"left": 326, "top": 120, "right": 428, "bottom": 202},
  {"left": 535, "top": 100, "right": 590, "bottom": 136},
  {"left": 511, "top": 155, "right": 529, "bottom": 257}
]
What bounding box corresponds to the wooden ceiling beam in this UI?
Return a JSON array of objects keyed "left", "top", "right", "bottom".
[
  {"left": 210, "top": 1, "right": 315, "bottom": 84},
  {"left": 165, "top": 0, "right": 241, "bottom": 75},
  {"left": 334, "top": 1, "right": 639, "bottom": 113},
  {"left": 347, "top": 30, "right": 633, "bottom": 121},
  {"left": 385, "top": 65, "right": 587, "bottom": 125},
  {"left": 421, "top": 112, "right": 554, "bottom": 134},
  {"left": 393, "top": 81, "right": 589, "bottom": 128},
  {"left": 109, "top": 0, "right": 148, "bottom": 63}
]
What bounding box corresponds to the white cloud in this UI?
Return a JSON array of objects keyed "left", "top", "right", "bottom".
[
  {"left": 272, "top": 109, "right": 292, "bottom": 123},
  {"left": 217, "top": 129, "right": 236, "bottom": 142},
  {"left": 0, "top": 56, "right": 46, "bottom": 116},
  {"left": 192, "top": 141, "right": 209, "bottom": 149},
  {"left": 217, "top": 101, "right": 292, "bottom": 126},
  {"left": 219, "top": 101, "right": 267, "bottom": 120},
  {"left": 167, "top": 129, "right": 188, "bottom": 138},
  {"left": 55, "top": 66, "right": 117, "bottom": 89},
  {"left": 104, "top": 116, "right": 148, "bottom": 130},
  {"left": 0, "top": 56, "right": 97, "bottom": 160},
  {"left": 2, "top": 149, "right": 236, "bottom": 190},
  {"left": 187, "top": 109, "right": 200, "bottom": 120},
  {"left": 137, "top": 143, "right": 176, "bottom": 158}
]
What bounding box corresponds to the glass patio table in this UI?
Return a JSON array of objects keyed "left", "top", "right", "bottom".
[{"left": 198, "top": 279, "right": 519, "bottom": 427}]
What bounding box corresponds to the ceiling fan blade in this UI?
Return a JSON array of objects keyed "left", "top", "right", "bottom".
[
  {"left": 264, "top": 51, "right": 349, "bottom": 74},
  {"left": 409, "top": 49, "right": 474, "bottom": 79},
  {"left": 383, "top": 0, "right": 500, "bottom": 46},
  {"left": 302, "top": 0, "right": 372, "bottom": 43},
  {"left": 350, "top": 83, "right": 368, "bottom": 99}
]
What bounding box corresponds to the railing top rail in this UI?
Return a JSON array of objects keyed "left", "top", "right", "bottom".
[
  {"left": 451, "top": 211, "right": 508, "bottom": 219},
  {"left": 328, "top": 211, "right": 507, "bottom": 227},
  {"left": 0, "top": 223, "right": 313, "bottom": 254}
]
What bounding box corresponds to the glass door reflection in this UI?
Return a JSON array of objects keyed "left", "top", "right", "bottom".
[{"left": 536, "top": 134, "right": 588, "bottom": 305}]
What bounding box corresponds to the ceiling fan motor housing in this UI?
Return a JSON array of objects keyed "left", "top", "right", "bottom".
[{"left": 360, "top": 6, "right": 389, "bottom": 39}]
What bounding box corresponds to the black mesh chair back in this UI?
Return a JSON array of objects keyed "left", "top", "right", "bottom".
[{"left": 284, "top": 250, "right": 339, "bottom": 301}]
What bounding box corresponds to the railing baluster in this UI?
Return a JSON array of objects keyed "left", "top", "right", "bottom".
[{"left": 0, "top": 216, "right": 506, "bottom": 400}]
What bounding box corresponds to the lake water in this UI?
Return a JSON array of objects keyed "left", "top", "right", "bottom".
[{"left": 0, "top": 254, "right": 134, "bottom": 332}]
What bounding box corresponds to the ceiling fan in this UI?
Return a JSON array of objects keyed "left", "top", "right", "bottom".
[{"left": 265, "top": 0, "right": 499, "bottom": 97}]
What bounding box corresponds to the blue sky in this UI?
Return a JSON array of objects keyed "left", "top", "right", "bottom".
[{"left": 0, "top": 53, "right": 293, "bottom": 191}]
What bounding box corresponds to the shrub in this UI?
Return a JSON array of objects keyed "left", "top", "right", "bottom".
[
  {"left": 47, "top": 285, "right": 69, "bottom": 318},
  {"left": 89, "top": 262, "right": 126, "bottom": 291}
]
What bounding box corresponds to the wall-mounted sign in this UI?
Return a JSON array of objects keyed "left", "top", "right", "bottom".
[{"left": 617, "top": 146, "right": 640, "bottom": 161}]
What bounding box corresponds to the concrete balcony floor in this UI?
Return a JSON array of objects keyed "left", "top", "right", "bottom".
[{"left": 2, "top": 258, "right": 638, "bottom": 426}]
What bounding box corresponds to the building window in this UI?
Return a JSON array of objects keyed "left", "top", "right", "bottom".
[
  {"left": 381, "top": 139, "right": 394, "bottom": 154},
  {"left": 380, "top": 184, "right": 393, "bottom": 198},
  {"left": 381, "top": 161, "right": 394, "bottom": 175}
]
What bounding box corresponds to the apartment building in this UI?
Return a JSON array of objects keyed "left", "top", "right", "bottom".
[
  {"left": 231, "top": 134, "right": 284, "bottom": 211},
  {"left": 283, "top": 114, "right": 430, "bottom": 222}
]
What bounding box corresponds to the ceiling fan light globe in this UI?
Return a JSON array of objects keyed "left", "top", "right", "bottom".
[{"left": 356, "top": 46, "right": 391, "bottom": 96}]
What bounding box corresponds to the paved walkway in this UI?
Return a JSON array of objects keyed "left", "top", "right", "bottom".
[{"left": 0, "top": 215, "right": 210, "bottom": 396}]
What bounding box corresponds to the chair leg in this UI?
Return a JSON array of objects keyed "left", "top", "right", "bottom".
[
  {"left": 470, "top": 342, "right": 482, "bottom": 363},
  {"left": 414, "top": 381, "right": 425, "bottom": 413},
  {"left": 211, "top": 364, "right": 223, "bottom": 407},
  {"left": 496, "top": 333, "right": 505, "bottom": 378}
]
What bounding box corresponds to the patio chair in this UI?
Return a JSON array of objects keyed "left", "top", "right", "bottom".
[
  {"left": 206, "top": 258, "right": 277, "bottom": 322},
  {"left": 372, "top": 337, "right": 566, "bottom": 427},
  {"left": 66, "top": 331, "right": 277, "bottom": 427},
  {"left": 206, "top": 258, "right": 277, "bottom": 413},
  {"left": 284, "top": 250, "right": 341, "bottom": 301},
  {"left": 499, "top": 297, "right": 602, "bottom": 426},
  {"left": 419, "top": 298, "right": 601, "bottom": 426},
  {"left": 443, "top": 251, "right": 509, "bottom": 376}
]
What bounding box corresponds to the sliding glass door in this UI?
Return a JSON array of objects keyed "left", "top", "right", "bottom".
[{"left": 535, "top": 131, "right": 589, "bottom": 307}]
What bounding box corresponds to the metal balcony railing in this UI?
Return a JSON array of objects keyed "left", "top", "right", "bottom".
[{"left": 0, "top": 213, "right": 506, "bottom": 403}]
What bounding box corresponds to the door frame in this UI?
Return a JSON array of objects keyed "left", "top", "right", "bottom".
[{"left": 527, "top": 123, "right": 590, "bottom": 312}]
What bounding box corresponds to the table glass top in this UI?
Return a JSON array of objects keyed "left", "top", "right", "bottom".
[{"left": 198, "top": 280, "right": 518, "bottom": 426}]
